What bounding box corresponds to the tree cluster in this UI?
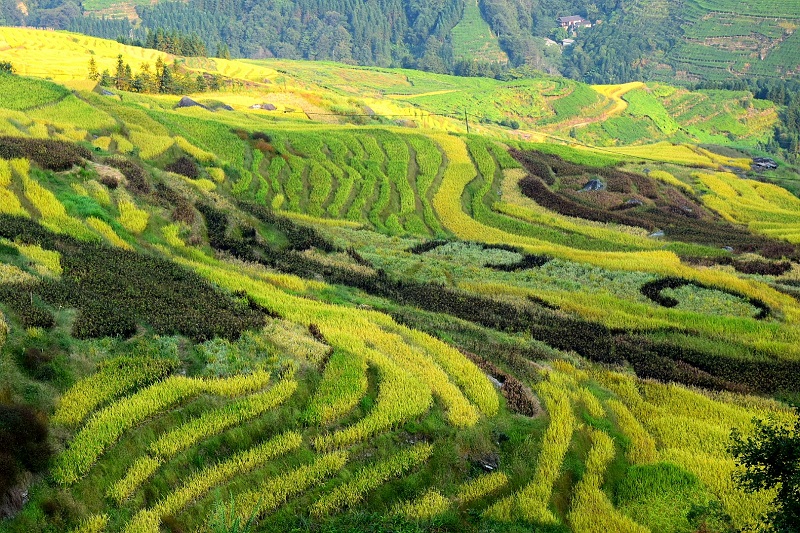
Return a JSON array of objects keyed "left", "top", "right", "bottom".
[
  {"left": 89, "top": 55, "right": 218, "bottom": 94},
  {"left": 118, "top": 28, "right": 208, "bottom": 57},
  {"left": 730, "top": 414, "right": 800, "bottom": 532}
]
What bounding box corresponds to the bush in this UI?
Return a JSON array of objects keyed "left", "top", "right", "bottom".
[
  {"left": 155, "top": 183, "right": 195, "bottom": 224},
  {"left": 462, "top": 350, "right": 539, "bottom": 417},
  {"left": 165, "top": 156, "right": 201, "bottom": 179},
  {"left": 0, "top": 137, "right": 91, "bottom": 171},
  {"left": 0, "top": 404, "right": 51, "bottom": 495},
  {"left": 105, "top": 157, "right": 152, "bottom": 195},
  {"left": 0, "top": 283, "right": 55, "bottom": 329},
  {"left": 236, "top": 201, "right": 338, "bottom": 252},
  {"left": 18, "top": 346, "right": 67, "bottom": 381},
  {"left": 250, "top": 132, "right": 271, "bottom": 142}
]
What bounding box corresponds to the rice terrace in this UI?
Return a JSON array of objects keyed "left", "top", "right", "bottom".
[{"left": 0, "top": 9, "right": 800, "bottom": 533}]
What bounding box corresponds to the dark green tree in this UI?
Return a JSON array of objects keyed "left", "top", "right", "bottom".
[
  {"left": 114, "top": 54, "right": 129, "bottom": 90},
  {"left": 87, "top": 56, "right": 99, "bottom": 81},
  {"left": 216, "top": 42, "right": 231, "bottom": 60},
  {"left": 730, "top": 413, "right": 800, "bottom": 532},
  {"left": 99, "top": 69, "right": 112, "bottom": 87},
  {"left": 159, "top": 62, "right": 175, "bottom": 93}
]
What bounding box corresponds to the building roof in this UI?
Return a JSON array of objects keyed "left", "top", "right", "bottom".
[{"left": 558, "top": 16, "right": 585, "bottom": 23}]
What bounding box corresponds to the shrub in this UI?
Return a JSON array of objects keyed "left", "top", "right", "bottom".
[
  {"left": 0, "top": 404, "right": 51, "bottom": 495},
  {"left": 0, "top": 137, "right": 91, "bottom": 171},
  {"left": 237, "top": 201, "right": 337, "bottom": 252},
  {"left": 106, "top": 158, "right": 152, "bottom": 195},
  {"left": 462, "top": 350, "right": 539, "bottom": 417},
  {"left": 165, "top": 156, "right": 200, "bottom": 179}
]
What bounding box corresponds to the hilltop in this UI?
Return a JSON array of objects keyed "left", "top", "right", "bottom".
[{"left": 0, "top": 27, "right": 800, "bottom": 533}]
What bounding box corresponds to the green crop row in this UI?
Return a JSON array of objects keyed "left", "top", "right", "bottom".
[
  {"left": 310, "top": 442, "right": 433, "bottom": 517},
  {"left": 123, "top": 431, "right": 302, "bottom": 533},
  {"left": 313, "top": 347, "right": 432, "bottom": 451},
  {"left": 53, "top": 357, "right": 178, "bottom": 427},
  {"left": 326, "top": 165, "right": 358, "bottom": 218},
  {"left": 307, "top": 161, "right": 333, "bottom": 217},
  {"left": 284, "top": 154, "right": 305, "bottom": 212},
  {"left": 235, "top": 450, "right": 349, "bottom": 522},
  {"left": 303, "top": 348, "right": 368, "bottom": 425},
  {"left": 407, "top": 135, "right": 443, "bottom": 234},
  {"left": 484, "top": 377, "right": 575, "bottom": 523},
  {"left": 345, "top": 161, "right": 378, "bottom": 221},
  {"left": 149, "top": 376, "right": 297, "bottom": 457},
  {"left": 53, "top": 371, "right": 273, "bottom": 484},
  {"left": 568, "top": 429, "right": 649, "bottom": 532}
]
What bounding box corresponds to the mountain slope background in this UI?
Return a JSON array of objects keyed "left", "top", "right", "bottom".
[{"left": 2, "top": 0, "right": 800, "bottom": 82}]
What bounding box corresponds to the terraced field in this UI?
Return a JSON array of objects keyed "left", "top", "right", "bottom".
[
  {"left": 673, "top": 0, "right": 800, "bottom": 79},
  {"left": 1, "top": 28, "right": 800, "bottom": 533}
]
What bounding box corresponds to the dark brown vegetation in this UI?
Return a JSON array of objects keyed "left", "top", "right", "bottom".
[
  {"left": 512, "top": 149, "right": 798, "bottom": 258},
  {"left": 0, "top": 404, "right": 50, "bottom": 505},
  {"left": 105, "top": 157, "right": 152, "bottom": 195},
  {"left": 155, "top": 182, "right": 196, "bottom": 224},
  {"left": 0, "top": 215, "right": 265, "bottom": 341},
  {"left": 462, "top": 350, "right": 540, "bottom": 417},
  {"left": 0, "top": 136, "right": 91, "bottom": 171},
  {"left": 165, "top": 156, "right": 200, "bottom": 179}
]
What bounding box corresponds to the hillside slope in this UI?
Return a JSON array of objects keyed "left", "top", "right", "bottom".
[
  {"left": 563, "top": 0, "right": 800, "bottom": 82},
  {"left": 4, "top": 0, "right": 800, "bottom": 82},
  {"left": 1, "top": 29, "right": 800, "bottom": 533},
  {"left": 0, "top": 27, "right": 780, "bottom": 151}
]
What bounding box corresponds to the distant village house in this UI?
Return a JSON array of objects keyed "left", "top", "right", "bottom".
[{"left": 558, "top": 16, "right": 592, "bottom": 31}]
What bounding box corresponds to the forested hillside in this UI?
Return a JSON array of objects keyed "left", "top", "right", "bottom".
[{"left": 3, "top": 0, "right": 800, "bottom": 83}]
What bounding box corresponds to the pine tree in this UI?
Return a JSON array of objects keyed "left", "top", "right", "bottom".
[
  {"left": 87, "top": 56, "right": 99, "bottom": 81},
  {"left": 99, "top": 69, "right": 112, "bottom": 87},
  {"left": 140, "top": 62, "right": 156, "bottom": 93},
  {"left": 159, "top": 62, "right": 174, "bottom": 93},
  {"left": 114, "top": 54, "right": 128, "bottom": 90}
]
